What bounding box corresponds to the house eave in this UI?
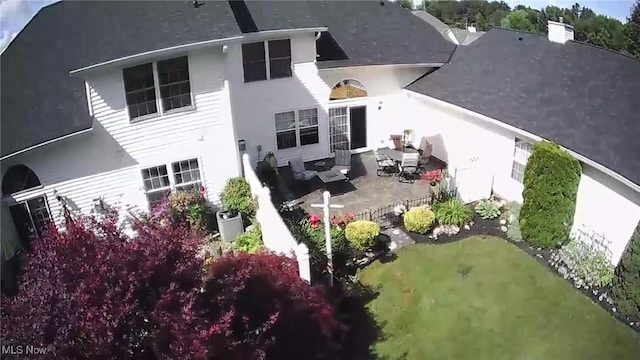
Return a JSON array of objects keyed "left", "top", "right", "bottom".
[
  {"left": 404, "top": 89, "right": 640, "bottom": 195},
  {"left": 318, "top": 63, "right": 445, "bottom": 71},
  {"left": 70, "top": 27, "right": 328, "bottom": 77},
  {"left": 0, "top": 128, "right": 93, "bottom": 161}
]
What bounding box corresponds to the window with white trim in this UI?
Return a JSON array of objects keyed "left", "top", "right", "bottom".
[
  {"left": 123, "top": 56, "right": 192, "bottom": 121},
  {"left": 141, "top": 158, "right": 202, "bottom": 208},
  {"left": 275, "top": 108, "right": 319, "bottom": 150},
  {"left": 242, "top": 39, "right": 291, "bottom": 82},
  {"left": 511, "top": 138, "right": 533, "bottom": 183}
]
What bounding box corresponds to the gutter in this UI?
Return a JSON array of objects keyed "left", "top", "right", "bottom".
[
  {"left": 317, "top": 63, "right": 446, "bottom": 71},
  {"left": 404, "top": 89, "right": 640, "bottom": 195},
  {"left": 70, "top": 27, "right": 328, "bottom": 76},
  {"left": 0, "top": 128, "right": 93, "bottom": 161}
]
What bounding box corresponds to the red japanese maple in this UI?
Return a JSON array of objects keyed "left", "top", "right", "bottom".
[
  {"left": 157, "top": 252, "right": 338, "bottom": 359},
  {"left": 1, "top": 210, "right": 202, "bottom": 359}
]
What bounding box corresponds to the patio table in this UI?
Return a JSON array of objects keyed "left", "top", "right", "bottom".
[
  {"left": 376, "top": 147, "right": 419, "bottom": 162},
  {"left": 317, "top": 169, "right": 349, "bottom": 194}
]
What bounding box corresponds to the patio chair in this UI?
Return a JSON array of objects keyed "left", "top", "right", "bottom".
[
  {"left": 288, "top": 156, "right": 317, "bottom": 181},
  {"left": 373, "top": 148, "right": 397, "bottom": 176},
  {"left": 417, "top": 137, "right": 433, "bottom": 171},
  {"left": 397, "top": 152, "right": 420, "bottom": 183},
  {"left": 331, "top": 149, "right": 351, "bottom": 176}
]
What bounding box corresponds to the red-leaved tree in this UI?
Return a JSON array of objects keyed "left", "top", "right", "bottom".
[
  {"left": 1, "top": 209, "right": 203, "bottom": 359},
  {"left": 157, "top": 252, "right": 338, "bottom": 360}
]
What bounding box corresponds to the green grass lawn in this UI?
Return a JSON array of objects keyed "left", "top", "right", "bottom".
[{"left": 359, "top": 236, "right": 640, "bottom": 360}]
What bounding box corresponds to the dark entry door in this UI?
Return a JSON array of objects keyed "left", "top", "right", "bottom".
[{"left": 349, "top": 106, "right": 367, "bottom": 150}]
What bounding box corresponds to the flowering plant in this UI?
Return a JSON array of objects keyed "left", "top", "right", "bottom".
[
  {"left": 308, "top": 213, "right": 320, "bottom": 228},
  {"left": 330, "top": 212, "right": 355, "bottom": 228},
  {"left": 420, "top": 169, "right": 443, "bottom": 186},
  {"left": 393, "top": 204, "right": 407, "bottom": 216}
]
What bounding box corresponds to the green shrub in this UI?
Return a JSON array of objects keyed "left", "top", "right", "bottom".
[
  {"left": 612, "top": 223, "right": 640, "bottom": 317},
  {"left": 433, "top": 199, "right": 473, "bottom": 227},
  {"left": 551, "top": 234, "right": 614, "bottom": 288},
  {"left": 505, "top": 202, "right": 523, "bottom": 242},
  {"left": 519, "top": 141, "right": 581, "bottom": 248},
  {"left": 403, "top": 207, "right": 436, "bottom": 234},
  {"left": 474, "top": 199, "right": 501, "bottom": 220},
  {"left": 167, "top": 190, "right": 209, "bottom": 230},
  {"left": 345, "top": 220, "right": 380, "bottom": 251},
  {"left": 221, "top": 177, "right": 256, "bottom": 219},
  {"left": 233, "top": 224, "right": 263, "bottom": 254}
]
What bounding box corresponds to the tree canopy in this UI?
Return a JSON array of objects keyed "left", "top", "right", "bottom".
[{"left": 421, "top": 0, "right": 640, "bottom": 58}]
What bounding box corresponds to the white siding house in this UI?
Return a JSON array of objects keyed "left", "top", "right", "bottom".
[
  {"left": 1, "top": 46, "right": 241, "bottom": 255},
  {"left": 402, "top": 91, "right": 640, "bottom": 265}
]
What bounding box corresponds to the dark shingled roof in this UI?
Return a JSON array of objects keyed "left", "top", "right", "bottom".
[
  {"left": 314, "top": 2, "right": 455, "bottom": 68},
  {"left": 406, "top": 28, "right": 640, "bottom": 186},
  {"left": 2, "top": 0, "right": 454, "bottom": 157}
]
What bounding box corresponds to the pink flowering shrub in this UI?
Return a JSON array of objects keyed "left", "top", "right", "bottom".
[
  {"left": 1, "top": 210, "right": 203, "bottom": 359},
  {"left": 157, "top": 252, "right": 338, "bottom": 359},
  {"left": 420, "top": 169, "right": 443, "bottom": 185}
]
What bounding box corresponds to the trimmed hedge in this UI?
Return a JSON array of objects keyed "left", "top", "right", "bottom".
[
  {"left": 612, "top": 222, "right": 640, "bottom": 318},
  {"left": 519, "top": 141, "right": 581, "bottom": 248},
  {"left": 345, "top": 220, "right": 380, "bottom": 251}
]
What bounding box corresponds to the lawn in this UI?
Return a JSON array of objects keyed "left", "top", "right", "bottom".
[{"left": 358, "top": 236, "right": 640, "bottom": 360}]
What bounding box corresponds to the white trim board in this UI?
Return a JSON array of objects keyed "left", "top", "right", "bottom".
[
  {"left": 404, "top": 89, "right": 640, "bottom": 194},
  {"left": 70, "top": 27, "right": 328, "bottom": 76},
  {"left": 1, "top": 128, "right": 93, "bottom": 161}
]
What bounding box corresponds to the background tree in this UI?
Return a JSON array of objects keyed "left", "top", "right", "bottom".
[
  {"left": 612, "top": 222, "right": 640, "bottom": 318},
  {"left": 400, "top": 0, "right": 413, "bottom": 10},
  {"left": 421, "top": 1, "right": 637, "bottom": 59},
  {"left": 501, "top": 9, "right": 536, "bottom": 31},
  {"left": 625, "top": 0, "right": 640, "bottom": 57}
]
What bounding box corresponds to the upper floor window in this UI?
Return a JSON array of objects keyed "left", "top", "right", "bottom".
[
  {"left": 330, "top": 79, "right": 368, "bottom": 101},
  {"left": 275, "top": 108, "right": 319, "bottom": 150},
  {"left": 242, "top": 39, "right": 291, "bottom": 82},
  {"left": 123, "top": 56, "right": 192, "bottom": 120},
  {"left": 511, "top": 138, "right": 533, "bottom": 183}
]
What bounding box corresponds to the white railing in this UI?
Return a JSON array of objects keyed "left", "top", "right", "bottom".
[{"left": 242, "top": 154, "right": 311, "bottom": 282}]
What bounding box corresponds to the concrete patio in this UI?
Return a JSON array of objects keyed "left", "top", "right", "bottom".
[{"left": 275, "top": 150, "right": 447, "bottom": 215}]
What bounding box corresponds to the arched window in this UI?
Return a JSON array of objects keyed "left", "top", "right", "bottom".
[
  {"left": 329, "top": 79, "right": 367, "bottom": 101},
  {"left": 2, "top": 165, "right": 41, "bottom": 195}
]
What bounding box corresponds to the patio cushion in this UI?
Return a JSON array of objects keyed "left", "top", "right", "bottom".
[
  {"left": 289, "top": 156, "right": 317, "bottom": 181},
  {"left": 331, "top": 165, "right": 350, "bottom": 175}
]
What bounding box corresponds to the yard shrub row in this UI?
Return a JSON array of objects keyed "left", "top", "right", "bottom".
[
  {"left": 612, "top": 222, "right": 640, "bottom": 318},
  {"left": 519, "top": 141, "right": 581, "bottom": 248}
]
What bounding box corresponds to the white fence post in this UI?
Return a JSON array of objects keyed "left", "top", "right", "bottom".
[
  {"left": 241, "top": 153, "right": 312, "bottom": 283},
  {"left": 296, "top": 243, "right": 311, "bottom": 283}
]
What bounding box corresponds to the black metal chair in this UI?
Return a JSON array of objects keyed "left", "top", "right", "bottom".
[{"left": 373, "top": 149, "right": 397, "bottom": 176}]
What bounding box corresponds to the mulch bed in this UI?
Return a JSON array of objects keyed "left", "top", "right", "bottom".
[{"left": 400, "top": 214, "right": 640, "bottom": 334}]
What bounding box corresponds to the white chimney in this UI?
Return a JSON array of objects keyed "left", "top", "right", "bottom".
[
  {"left": 467, "top": 25, "right": 477, "bottom": 33},
  {"left": 548, "top": 17, "right": 574, "bottom": 44}
]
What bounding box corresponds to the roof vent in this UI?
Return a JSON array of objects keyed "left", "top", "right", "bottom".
[
  {"left": 193, "top": 0, "right": 201, "bottom": 8},
  {"left": 548, "top": 18, "right": 574, "bottom": 44}
]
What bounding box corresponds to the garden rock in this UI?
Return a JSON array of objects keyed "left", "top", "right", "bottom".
[
  {"left": 501, "top": 226, "right": 508, "bottom": 232},
  {"left": 500, "top": 219, "right": 507, "bottom": 225},
  {"left": 464, "top": 224, "right": 470, "bottom": 230}
]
